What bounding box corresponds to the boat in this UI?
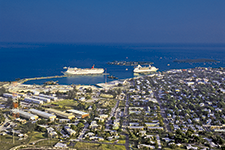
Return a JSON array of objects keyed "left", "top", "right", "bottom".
[
  {"left": 133, "top": 65, "right": 158, "bottom": 73},
  {"left": 44, "top": 81, "right": 58, "bottom": 85},
  {"left": 63, "top": 65, "right": 104, "bottom": 75},
  {"left": 107, "top": 75, "right": 118, "bottom": 79}
]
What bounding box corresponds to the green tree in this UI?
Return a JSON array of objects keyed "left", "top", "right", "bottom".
[
  {"left": 37, "top": 118, "right": 48, "bottom": 125},
  {"left": 6, "top": 97, "right": 13, "bottom": 109},
  {"left": 71, "top": 124, "right": 78, "bottom": 131},
  {"left": 0, "top": 87, "right": 6, "bottom": 96},
  {"left": 67, "top": 86, "right": 77, "bottom": 99},
  {"left": 21, "top": 122, "right": 36, "bottom": 133},
  {"left": 105, "top": 132, "right": 110, "bottom": 138},
  {"left": 85, "top": 95, "right": 91, "bottom": 99},
  {"left": 77, "top": 122, "right": 84, "bottom": 128},
  {"left": 111, "top": 117, "right": 116, "bottom": 121},
  {"left": 0, "top": 112, "right": 5, "bottom": 124}
]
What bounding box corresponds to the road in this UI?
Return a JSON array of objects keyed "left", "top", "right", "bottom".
[
  {"left": 154, "top": 91, "right": 171, "bottom": 132},
  {"left": 78, "top": 123, "right": 89, "bottom": 140},
  {"left": 121, "top": 133, "right": 129, "bottom": 150},
  {"left": 156, "top": 134, "right": 162, "bottom": 150},
  {"left": 10, "top": 138, "right": 48, "bottom": 150},
  {"left": 122, "top": 94, "right": 129, "bottom": 129},
  {"left": 106, "top": 99, "right": 120, "bottom": 129},
  {"left": 0, "top": 114, "right": 11, "bottom": 132},
  {"left": 76, "top": 140, "right": 125, "bottom": 145}
]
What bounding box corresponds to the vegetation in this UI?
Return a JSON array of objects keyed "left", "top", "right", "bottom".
[
  {"left": 0, "top": 87, "right": 6, "bottom": 96},
  {"left": 34, "top": 139, "right": 59, "bottom": 147},
  {"left": 73, "top": 142, "right": 126, "bottom": 150},
  {"left": 0, "top": 111, "right": 5, "bottom": 124}
]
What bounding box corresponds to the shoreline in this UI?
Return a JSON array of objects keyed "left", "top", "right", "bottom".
[{"left": 173, "top": 58, "right": 220, "bottom": 63}]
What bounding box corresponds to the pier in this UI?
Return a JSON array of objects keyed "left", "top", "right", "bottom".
[{"left": 18, "top": 75, "right": 67, "bottom": 84}]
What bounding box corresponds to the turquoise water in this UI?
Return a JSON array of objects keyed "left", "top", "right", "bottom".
[{"left": 0, "top": 43, "right": 225, "bottom": 85}]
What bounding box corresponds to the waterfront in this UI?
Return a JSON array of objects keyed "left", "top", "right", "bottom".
[{"left": 0, "top": 43, "right": 225, "bottom": 85}]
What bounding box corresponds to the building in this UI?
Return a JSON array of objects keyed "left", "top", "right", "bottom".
[
  {"left": 213, "top": 129, "right": 225, "bottom": 132},
  {"left": 129, "top": 123, "right": 139, "bottom": 126},
  {"left": 67, "top": 109, "right": 89, "bottom": 118},
  {"left": 46, "top": 109, "right": 75, "bottom": 119},
  {"left": 90, "top": 121, "right": 98, "bottom": 129},
  {"left": 147, "top": 127, "right": 164, "bottom": 130},
  {"left": 32, "top": 96, "right": 51, "bottom": 103},
  {"left": 145, "top": 122, "right": 159, "bottom": 127},
  {"left": 54, "top": 143, "right": 67, "bottom": 148},
  {"left": 64, "top": 126, "right": 76, "bottom": 136},
  {"left": 46, "top": 127, "right": 58, "bottom": 138},
  {"left": 128, "top": 126, "right": 144, "bottom": 130},
  {"left": 99, "top": 114, "right": 108, "bottom": 119},
  {"left": 39, "top": 94, "right": 57, "bottom": 101},
  {"left": 138, "top": 144, "right": 155, "bottom": 149},
  {"left": 29, "top": 109, "right": 56, "bottom": 121},
  {"left": 3, "top": 93, "right": 20, "bottom": 99},
  {"left": 11, "top": 109, "right": 38, "bottom": 120},
  {"left": 79, "top": 97, "right": 85, "bottom": 101},
  {"left": 24, "top": 97, "right": 43, "bottom": 105}
]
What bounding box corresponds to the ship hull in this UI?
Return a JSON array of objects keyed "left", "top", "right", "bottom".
[
  {"left": 133, "top": 65, "right": 158, "bottom": 73},
  {"left": 133, "top": 69, "right": 158, "bottom": 73},
  {"left": 64, "top": 68, "right": 104, "bottom": 75}
]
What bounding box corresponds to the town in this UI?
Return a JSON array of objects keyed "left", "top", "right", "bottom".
[{"left": 0, "top": 67, "right": 224, "bottom": 150}]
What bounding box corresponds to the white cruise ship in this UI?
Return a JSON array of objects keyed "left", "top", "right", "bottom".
[
  {"left": 63, "top": 65, "right": 104, "bottom": 75},
  {"left": 133, "top": 65, "right": 158, "bottom": 73}
]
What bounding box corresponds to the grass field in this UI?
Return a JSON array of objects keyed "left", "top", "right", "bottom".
[
  {"left": 0, "top": 134, "right": 27, "bottom": 150},
  {"left": 162, "top": 148, "right": 186, "bottom": 150},
  {"left": 29, "top": 131, "right": 46, "bottom": 142},
  {"left": 34, "top": 139, "right": 59, "bottom": 147},
  {"left": 50, "top": 99, "right": 79, "bottom": 110},
  {"left": 74, "top": 142, "right": 126, "bottom": 150},
  {"left": 101, "top": 140, "right": 126, "bottom": 144}
]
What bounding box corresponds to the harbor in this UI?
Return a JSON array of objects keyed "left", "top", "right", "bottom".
[{"left": 18, "top": 73, "right": 110, "bottom": 85}]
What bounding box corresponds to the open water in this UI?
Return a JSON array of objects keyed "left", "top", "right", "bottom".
[{"left": 0, "top": 43, "right": 225, "bottom": 85}]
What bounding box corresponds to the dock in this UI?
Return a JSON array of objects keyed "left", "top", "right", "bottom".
[{"left": 19, "top": 75, "right": 67, "bottom": 84}]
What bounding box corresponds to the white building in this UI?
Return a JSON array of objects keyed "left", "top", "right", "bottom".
[
  {"left": 29, "top": 109, "right": 56, "bottom": 121},
  {"left": 32, "top": 96, "right": 51, "bottom": 103},
  {"left": 11, "top": 109, "right": 38, "bottom": 120},
  {"left": 24, "top": 97, "right": 43, "bottom": 105},
  {"left": 39, "top": 94, "right": 57, "bottom": 101},
  {"left": 64, "top": 126, "right": 76, "bottom": 136}
]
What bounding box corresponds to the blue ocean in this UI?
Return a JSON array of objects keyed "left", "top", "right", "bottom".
[{"left": 0, "top": 43, "right": 225, "bottom": 85}]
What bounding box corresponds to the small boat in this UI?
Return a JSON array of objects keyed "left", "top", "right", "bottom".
[{"left": 107, "top": 75, "right": 118, "bottom": 79}]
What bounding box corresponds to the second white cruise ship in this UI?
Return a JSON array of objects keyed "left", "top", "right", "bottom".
[
  {"left": 63, "top": 65, "right": 104, "bottom": 75},
  {"left": 133, "top": 65, "right": 158, "bottom": 73}
]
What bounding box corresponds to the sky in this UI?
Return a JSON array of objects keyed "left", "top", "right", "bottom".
[{"left": 0, "top": 0, "right": 225, "bottom": 43}]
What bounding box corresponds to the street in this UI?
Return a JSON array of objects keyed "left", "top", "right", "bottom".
[{"left": 78, "top": 123, "right": 89, "bottom": 140}]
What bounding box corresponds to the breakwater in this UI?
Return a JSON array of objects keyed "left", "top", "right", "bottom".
[
  {"left": 19, "top": 75, "right": 67, "bottom": 84},
  {"left": 107, "top": 61, "right": 153, "bottom": 66},
  {"left": 173, "top": 59, "right": 219, "bottom": 63}
]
